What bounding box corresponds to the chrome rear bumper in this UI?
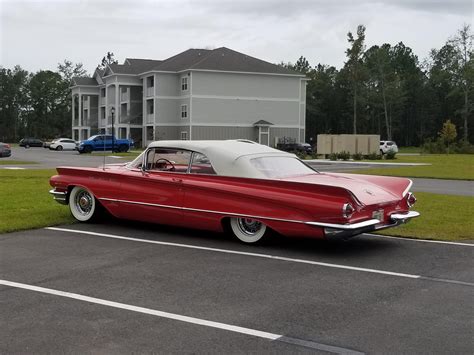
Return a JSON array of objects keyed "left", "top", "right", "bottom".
[
  {"left": 308, "top": 211, "right": 420, "bottom": 240},
  {"left": 49, "top": 189, "right": 68, "bottom": 205}
]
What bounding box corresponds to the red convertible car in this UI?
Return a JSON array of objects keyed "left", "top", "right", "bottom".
[{"left": 49, "top": 140, "right": 419, "bottom": 243}]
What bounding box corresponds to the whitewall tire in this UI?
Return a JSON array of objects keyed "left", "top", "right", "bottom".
[
  {"left": 229, "top": 217, "right": 267, "bottom": 243},
  {"left": 69, "top": 186, "right": 97, "bottom": 222}
]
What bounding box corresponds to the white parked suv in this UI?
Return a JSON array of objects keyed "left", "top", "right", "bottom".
[
  {"left": 49, "top": 138, "right": 78, "bottom": 151},
  {"left": 380, "top": 141, "right": 398, "bottom": 154}
]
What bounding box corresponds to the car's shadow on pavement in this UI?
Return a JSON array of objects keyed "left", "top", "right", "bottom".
[{"left": 89, "top": 214, "right": 395, "bottom": 259}]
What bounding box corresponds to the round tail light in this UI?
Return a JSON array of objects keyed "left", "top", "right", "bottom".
[
  {"left": 407, "top": 192, "right": 417, "bottom": 208},
  {"left": 342, "top": 203, "right": 355, "bottom": 218}
]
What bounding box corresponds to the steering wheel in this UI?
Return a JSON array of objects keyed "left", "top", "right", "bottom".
[{"left": 155, "top": 158, "right": 176, "bottom": 171}]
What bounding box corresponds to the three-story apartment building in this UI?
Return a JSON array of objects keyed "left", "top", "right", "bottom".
[{"left": 71, "top": 47, "right": 307, "bottom": 148}]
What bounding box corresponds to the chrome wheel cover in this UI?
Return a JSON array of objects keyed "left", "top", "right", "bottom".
[
  {"left": 237, "top": 218, "right": 263, "bottom": 236},
  {"left": 74, "top": 190, "right": 93, "bottom": 215}
]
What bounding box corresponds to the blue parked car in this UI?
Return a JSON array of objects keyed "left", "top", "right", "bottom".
[{"left": 77, "top": 135, "right": 134, "bottom": 154}]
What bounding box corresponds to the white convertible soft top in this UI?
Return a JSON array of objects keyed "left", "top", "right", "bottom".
[{"left": 146, "top": 140, "right": 296, "bottom": 178}]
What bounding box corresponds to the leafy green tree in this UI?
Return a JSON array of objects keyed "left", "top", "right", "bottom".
[
  {"left": 345, "top": 24, "right": 367, "bottom": 134},
  {"left": 27, "top": 70, "right": 68, "bottom": 138},
  {"left": 294, "top": 56, "right": 311, "bottom": 74},
  {"left": 0, "top": 66, "right": 30, "bottom": 141},
  {"left": 448, "top": 24, "right": 473, "bottom": 141},
  {"left": 439, "top": 119, "right": 457, "bottom": 153},
  {"left": 97, "top": 51, "right": 118, "bottom": 70},
  {"left": 57, "top": 59, "right": 87, "bottom": 82},
  {"left": 364, "top": 44, "right": 393, "bottom": 139}
]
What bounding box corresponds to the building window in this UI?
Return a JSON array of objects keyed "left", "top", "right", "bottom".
[
  {"left": 121, "top": 103, "right": 127, "bottom": 117},
  {"left": 148, "top": 101, "right": 154, "bottom": 114},
  {"left": 181, "top": 77, "right": 188, "bottom": 91},
  {"left": 147, "top": 76, "right": 154, "bottom": 87},
  {"left": 181, "top": 105, "right": 187, "bottom": 119},
  {"left": 100, "top": 88, "right": 106, "bottom": 97},
  {"left": 181, "top": 131, "right": 188, "bottom": 140}
]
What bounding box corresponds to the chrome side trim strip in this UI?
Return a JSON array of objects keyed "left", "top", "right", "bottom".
[{"left": 99, "top": 197, "right": 307, "bottom": 224}]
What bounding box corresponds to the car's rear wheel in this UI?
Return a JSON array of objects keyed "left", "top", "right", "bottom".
[
  {"left": 69, "top": 186, "right": 98, "bottom": 222},
  {"left": 229, "top": 217, "right": 267, "bottom": 243},
  {"left": 56, "top": 145, "right": 63, "bottom": 151},
  {"left": 118, "top": 144, "right": 128, "bottom": 152}
]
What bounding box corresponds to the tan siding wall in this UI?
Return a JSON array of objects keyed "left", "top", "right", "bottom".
[
  {"left": 155, "top": 99, "right": 179, "bottom": 124},
  {"left": 192, "top": 98, "right": 299, "bottom": 126},
  {"left": 156, "top": 73, "right": 180, "bottom": 96},
  {"left": 192, "top": 71, "right": 301, "bottom": 99}
]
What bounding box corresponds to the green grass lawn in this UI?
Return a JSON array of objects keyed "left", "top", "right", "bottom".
[
  {"left": 376, "top": 192, "right": 474, "bottom": 241},
  {"left": 355, "top": 154, "right": 474, "bottom": 180},
  {"left": 0, "top": 169, "right": 74, "bottom": 233},
  {"left": 0, "top": 160, "right": 38, "bottom": 165},
  {"left": 398, "top": 146, "right": 421, "bottom": 154}
]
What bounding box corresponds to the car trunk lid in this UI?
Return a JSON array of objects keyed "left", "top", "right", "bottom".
[{"left": 283, "top": 172, "right": 411, "bottom": 206}]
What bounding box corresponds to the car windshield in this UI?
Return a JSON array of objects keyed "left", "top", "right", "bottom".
[
  {"left": 127, "top": 150, "right": 145, "bottom": 169},
  {"left": 249, "top": 156, "right": 316, "bottom": 178}
]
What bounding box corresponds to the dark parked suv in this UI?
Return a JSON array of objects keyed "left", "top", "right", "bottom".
[
  {"left": 19, "top": 138, "right": 44, "bottom": 148},
  {"left": 277, "top": 142, "right": 313, "bottom": 154}
]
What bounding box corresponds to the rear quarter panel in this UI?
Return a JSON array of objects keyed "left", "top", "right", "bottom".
[{"left": 181, "top": 174, "right": 355, "bottom": 237}]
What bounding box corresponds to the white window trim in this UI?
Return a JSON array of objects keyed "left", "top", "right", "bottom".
[
  {"left": 181, "top": 104, "right": 188, "bottom": 119},
  {"left": 181, "top": 76, "right": 188, "bottom": 91},
  {"left": 180, "top": 131, "right": 188, "bottom": 140}
]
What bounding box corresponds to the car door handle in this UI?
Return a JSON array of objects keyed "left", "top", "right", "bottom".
[{"left": 172, "top": 178, "right": 183, "bottom": 183}]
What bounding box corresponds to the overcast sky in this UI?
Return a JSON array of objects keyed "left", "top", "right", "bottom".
[{"left": 1, "top": 0, "right": 472, "bottom": 74}]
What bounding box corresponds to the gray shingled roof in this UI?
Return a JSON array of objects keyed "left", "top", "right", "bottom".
[
  {"left": 72, "top": 47, "right": 301, "bottom": 87},
  {"left": 125, "top": 58, "right": 163, "bottom": 68},
  {"left": 150, "top": 49, "right": 212, "bottom": 71},
  {"left": 71, "top": 77, "right": 98, "bottom": 86},
  {"left": 150, "top": 47, "right": 300, "bottom": 75},
  {"left": 108, "top": 58, "right": 164, "bottom": 75}
]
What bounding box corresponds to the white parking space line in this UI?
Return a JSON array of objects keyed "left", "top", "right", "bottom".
[
  {"left": 2, "top": 167, "right": 26, "bottom": 170},
  {"left": 365, "top": 234, "right": 474, "bottom": 247},
  {"left": 45, "top": 227, "right": 474, "bottom": 287},
  {"left": 0, "top": 279, "right": 364, "bottom": 354}
]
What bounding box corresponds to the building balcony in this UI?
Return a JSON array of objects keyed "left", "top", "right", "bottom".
[{"left": 146, "top": 87, "right": 154, "bottom": 97}]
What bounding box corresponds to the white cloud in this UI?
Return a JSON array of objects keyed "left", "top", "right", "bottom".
[{"left": 0, "top": 0, "right": 471, "bottom": 73}]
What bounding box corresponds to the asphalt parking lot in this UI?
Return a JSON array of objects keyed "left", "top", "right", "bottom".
[{"left": 1, "top": 221, "right": 473, "bottom": 354}]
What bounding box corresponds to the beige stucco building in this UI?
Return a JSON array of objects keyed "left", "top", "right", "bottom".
[{"left": 71, "top": 47, "right": 307, "bottom": 148}]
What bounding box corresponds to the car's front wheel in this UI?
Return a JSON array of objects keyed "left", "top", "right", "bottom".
[
  {"left": 56, "top": 145, "right": 63, "bottom": 151},
  {"left": 229, "top": 217, "right": 267, "bottom": 243},
  {"left": 69, "top": 186, "right": 98, "bottom": 222}
]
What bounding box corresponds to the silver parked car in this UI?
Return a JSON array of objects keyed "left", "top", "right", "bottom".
[
  {"left": 380, "top": 141, "right": 398, "bottom": 154},
  {"left": 0, "top": 142, "right": 12, "bottom": 157}
]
